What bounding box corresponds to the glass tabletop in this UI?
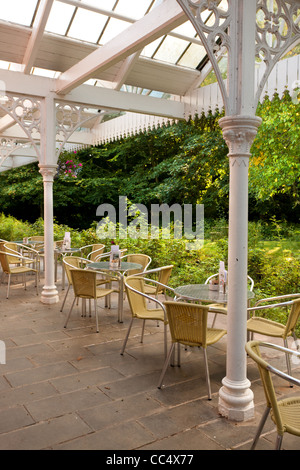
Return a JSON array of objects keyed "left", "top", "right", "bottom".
[
  {"left": 55, "top": 247, "right": 80, "bottom": 253},
  {"left": 174, "top": 284, "right": 255, "bottom": 304},
  {"left": 87, "top": 261, "right": 143, "bottom": 272}
]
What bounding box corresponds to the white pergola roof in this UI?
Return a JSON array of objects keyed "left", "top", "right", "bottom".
[
  {"left": 0, "top": 0, "right": 299, "bottom": 170},
  {"left": 0, "top": 0, "right": 225, "bottom": 169}
]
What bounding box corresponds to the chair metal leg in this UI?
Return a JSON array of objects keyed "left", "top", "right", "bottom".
[
  {"left": 120, "top": 318, "right": 134, "bottom": 355},
  {"left": 211, "top": 312, "right": 217, "bottom": 328},
  {"left": 177, "top": 343, "right": 181, "bottom": 366},
  {"left": 95, "top": 298, "right": 99, "bottom": 333},
  {"left": 157, "top": 343, "right": 175, "bottom": 389},
  {"left": 64, "top": 297, "right": 76, "bottom": 328},
  {"left": 283, "top": 338, "right": 293, "bottom": 387},
  {"left": 35, "top": 272, "right": 39, "bottom": 295},
  {"left": 164, "top": 323, "right": 168, "bottom": 359},
  {"left": 250, "top": 406, "right": 270, "bottom": 450},
  {"left": 81, "top": 299, "right": 86, "bottom": 317},
  {"left": 203, "top": 348, "right": 212, "bottom": 400},
  {"left": 141, "top": 319, "right": 146, "bottom": 343},
  {"left": 60, "top": 285, "right": 70, "bottom": 312},
  {"left": 6, "top": 274, "right": 11, "bottom": 299},
  {"left": 275, "top": 434, "right": 283, "bottom": 450}
]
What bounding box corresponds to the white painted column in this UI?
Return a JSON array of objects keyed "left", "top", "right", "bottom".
[
  {"left": 218, "top": 115, "right": 261, "bottom": 421},
  {"left": 39, "top": 95, "right": 59, "bottom": 304},
  {"left": 39, "top": 165, "right": 59, "bottom": 304}
]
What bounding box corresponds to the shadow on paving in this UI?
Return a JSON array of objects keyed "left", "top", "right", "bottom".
[{"left": 0, "top": 269, "right": 299, "bottom": 451}]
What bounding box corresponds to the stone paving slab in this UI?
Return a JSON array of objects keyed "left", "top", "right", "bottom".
[{"left": 0, "top": 270, "right": 300, "bottom": 451}]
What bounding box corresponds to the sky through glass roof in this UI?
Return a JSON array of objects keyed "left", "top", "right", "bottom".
[
  {"left": 0, "top": 0, "right": 210, "bottom": 70},
  {"left": 0, "top": 0, "right": 235, "bottom": 98}
]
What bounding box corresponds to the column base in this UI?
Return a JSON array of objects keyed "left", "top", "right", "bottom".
[
  {"left": 40, "top": 285, "right": 59, "bottom": 304},
  {"left": 218, "top": 376, "right": 255, "bottom": 422}
]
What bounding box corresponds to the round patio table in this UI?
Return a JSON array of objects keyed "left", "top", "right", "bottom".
[
  {"left": 174, "top": 283, "right": 255, "bottom": 304},
  {"left": 87, "top": 261, "right": 143, "bottom": 322}
]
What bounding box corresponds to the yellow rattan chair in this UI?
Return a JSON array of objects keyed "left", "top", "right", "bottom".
[
  {"left": 245, "top": 340, "right": 300, "bottom": 450},
  {"left": 63, "top": 268, "right": 114, "bottom": 333},
  {"left": 122, "top": 253, "right": 151, "bottom": 275},
  {"left": 0, "top": 250, "right": 38, "bottom": 298},
  {"left": 4, "top": 242, "right": 40, "bottom": 269},
  {"left": 158, "top": 301, "right": 227, "bottom": 400},
  {"left": 80, "top": 243, "right": 106, "bottom": 261},
  {"left": 121, "top": 276, "right": 170, "bottom": 356},
  {"left": 143, "top": 265, "right": 174, "bottom": 300},
  {"left": 247, "top": 296, "right": 300, "bottom": 377},
  {"left": 61, "top": 256, "right": 90, "bottom": 312}
]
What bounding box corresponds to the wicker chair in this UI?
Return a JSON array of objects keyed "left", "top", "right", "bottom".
[
  {"left": 63, "top": 268, "right": 114, "bottom": 333},
  {"left": 80, "top": 244, "right": 106, "bottom": 261},
  {"left": 4, "top": 242, "right": 39, "bottom": 269},
  {"left": 143, "top": 265, "right": 174, "bottom": 300},
  {"left": 121, "top": 276, "right": 171, "bottom": 356},
  {"left": 245, "top": 340, "right": 300, "bottom": 450},
  {"left": 247, "top": 296, "right": 300, "bottom": 378},
  {"left": 61, "top": 256, "right": 90, "bottom": 312},
  {"left": 0, "top": 250, "right": 39, "bottom": 298},
  {"left": 122, "top": 253, "right": 151, "bottom": 275},
  {"left": 157, "top": 301, "right": 227, "bottom": 400}
]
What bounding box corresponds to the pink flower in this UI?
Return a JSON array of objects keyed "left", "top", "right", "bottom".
[{"left": 78, "top": 163, "right": 82, "bottom": 167}]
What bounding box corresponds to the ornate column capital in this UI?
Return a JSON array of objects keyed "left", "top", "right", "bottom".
[
  {"left": 38, "top": 164, "right": 57, "bottom": 182},
  {"left": 219, "top": 115, "right": 262, "bottom": 160}
]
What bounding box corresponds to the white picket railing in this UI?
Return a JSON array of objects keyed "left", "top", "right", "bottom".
[{"left": 93, "top": 55, "right": 299, "bottom": 145}]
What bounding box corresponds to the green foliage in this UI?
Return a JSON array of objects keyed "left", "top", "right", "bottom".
[
  {"left": 249, "top": 91, "right": 300, "bottom": 222},
  {"left": 1, "top": 212, "right": 299, "bottom": 331},
  {"left": 0, "top": 91, "right": 298, "bottom": 228}
]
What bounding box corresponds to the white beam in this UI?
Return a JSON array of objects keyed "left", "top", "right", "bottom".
[
  {"left": 55, "top": 0, "right": 186, "bottom": 94},
  {"left": 67, "top": 84, "right": 185, "bottom": 119},
  {"left": 0, "top": 69, "right": 184, "bottom": 120},
  {"left": 113, "top": 52, "right": 142, "bottom": 91},
  {"left": 22, "top": 0, "right": 55, "bottom": 74},
  {"left": 0, "top": 114, "right": 15, "bottom": 133}
]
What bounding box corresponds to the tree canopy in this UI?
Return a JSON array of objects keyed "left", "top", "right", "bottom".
[{"left": 0, "top": 90, "right": 299, "bottom": 229}]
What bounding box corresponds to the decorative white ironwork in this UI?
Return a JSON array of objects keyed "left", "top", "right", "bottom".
[
  {"left": 177, "top": 0, "right": 231, "bottom": 112},
  {"left": 0, "top": 93, "right": 41, "bottom": 158},
  {"left": 0, "top": 137, "right": 22, "bottom": 160},
  {"left": 55, "top": 102, "right": 99, "bottom": 155},
  {"left": 177, "top": 0, "right": 299, "bottom": 113},
  {"left": 255, "top": 0, "right": 300, "bottom": 105}
]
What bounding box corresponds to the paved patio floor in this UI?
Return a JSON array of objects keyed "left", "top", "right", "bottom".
[{"left": 0, "top": 268, "right": 299, "bottom": 452}]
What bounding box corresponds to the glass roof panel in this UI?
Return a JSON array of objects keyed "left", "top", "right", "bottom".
[
  {"left": 172, "top": 22, "right": 197, "bottom": 38},
  {"left": 99, "top": 18, "right": 131, "bottom": 45},
  {"left": 67, "top": 8, "right": 108, "bottom": 43},
  {"left": 178, "top": 43, "right": 207, "bottom": 68},
  {"left": 0, "top": 0, "right": 38, "bottom": 27},
  {"left": 80, "top": 0, "right": 116, "bottom": 8},
  {"left": 114, "top": 0, "right": 152, "bottom": 20},
  {"left": 153, "top": 36, "right": 190, "bottom": 65},
  {"left": 142, "top": 37, "right": 164, "bottom": 59},
  {"left": 31, "top": 67, "right": 60, "bottom": 78},
  {"left": 46, "top": 2, "right": 76, "bottom": 35}
]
